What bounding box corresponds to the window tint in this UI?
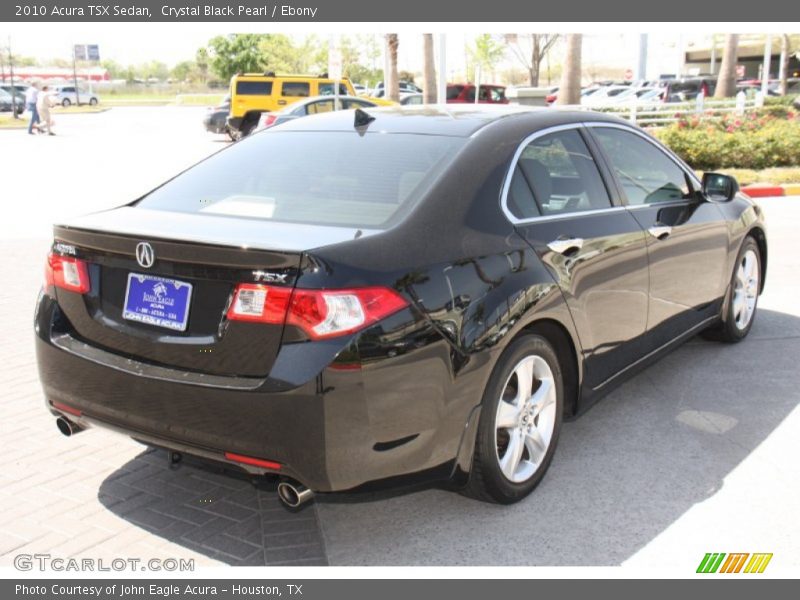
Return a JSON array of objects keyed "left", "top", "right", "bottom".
[
  {"left": 318, "top": 83, "right": 349, "bottom": 96},
  {"left": 281, "top": 82, "right": 310, "bottom": 97},
  {"left": 306, "top": 99, "right": 335, "bottom": 114},
  {"left": 592, "top": 127, "right": 694, "bottom": 205},
  {"left": 236, "top": 81, "right": 273, "bottom": 95},
  {"left": 446, "top": 85, "right": 463, "bottom": 100},
  {"left": 136, "top": 131, "right": 464, "bottom": 229},
  {"left": 344, "top": 99, "right": 373, "bottom": 109},
  {"left": 507, "top": 129, "right": 611, "bottom": 218}
]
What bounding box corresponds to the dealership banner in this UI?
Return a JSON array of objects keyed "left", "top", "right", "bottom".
[
  {"left": 3, "top": 580, "right": 797, "bottom": 599},
  {"left": 3, "top": 0, "right": 798, "bottom": 22}
]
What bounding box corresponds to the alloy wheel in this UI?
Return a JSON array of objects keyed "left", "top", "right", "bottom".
[
  {"left": 732, "top": 249, "right": 759, "bottom": 330},
  {"left": 494, "top": 355, "right": 557, "bottom": 483}
]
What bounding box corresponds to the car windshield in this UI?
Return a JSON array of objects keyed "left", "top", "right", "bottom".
[{"left": 135, "top": 130, "right": 465, "bottom": 229}]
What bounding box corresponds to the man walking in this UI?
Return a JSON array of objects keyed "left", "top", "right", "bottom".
[{"left": 25, "top": 83, "right": 40, "bottom": 135}]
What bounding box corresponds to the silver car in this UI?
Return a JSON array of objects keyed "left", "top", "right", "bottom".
[{"left": 253, "top": 95, "right": 380, "bottom": 132}]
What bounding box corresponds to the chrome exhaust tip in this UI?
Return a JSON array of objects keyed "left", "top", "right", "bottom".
[
  {"left": 277, "top": 480, "right": 314, "bottom": 509},
  {"left": 56, "top": 416, "right": 83, "bottom": 437}
]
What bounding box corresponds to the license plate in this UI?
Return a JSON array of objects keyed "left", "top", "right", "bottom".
[{"left": 122, "top": 273, "right": 193, "bottom": 332}]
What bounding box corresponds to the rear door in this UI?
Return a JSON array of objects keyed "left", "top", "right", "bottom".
[
  {"left": 505, "top": 125, "right": 650, "bottom": 389},
  {"left": 587, "top": 124, "right": 729, "bottom": 350},
  {"left": 278, "top": 81, "right": 310, "bottom": 109}
]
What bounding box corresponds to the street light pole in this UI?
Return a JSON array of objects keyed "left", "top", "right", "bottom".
[
  {"left": 761, "top": 34, "right": 772, "bottom": 96},
  {"left": 8, "top": 36, "right": 18, "bottom": 119},
  {"left": 437, "top": 34, "right": 446, "bottom": 104},
  {"left": 72, "top": 44, "right": 81, "bottom": 106}
]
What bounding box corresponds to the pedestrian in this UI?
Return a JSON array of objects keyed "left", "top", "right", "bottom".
[
  {"left": 36, "top": 85, "right": 56, "bottom": 136},
  {"left": 25, "top": 83, "right": 40, "bottom": 135}
]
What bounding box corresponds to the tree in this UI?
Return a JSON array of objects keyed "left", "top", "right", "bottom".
[
  {"left": 468, "top": 34, "right": 505, "bottom": 81},
  {"left": 505, "top": 34, "right": 559, "bottom": 86},
  {"left": 556, "top": 34, "right": 582, "bottom": 105},
  {"left": 715, "top": 34, "right": 739, "bottom": 98},
  {"left": 423, "top": 34, "right": 436, "bottom": 104},
  {"left": 195, "top": 47, "right": 209, "bottom": 84},
  {"left": 385, "top": 34, "right": 400, "bottom": 101},
  {"left": 170, "top": 61, "right": 195, "bottom": 83},
  {"left": 207, "top": 34, "right": 269, "bottom": 81},
  {"left": 779, "top": 34, "right": 792, "bottom": 96}
]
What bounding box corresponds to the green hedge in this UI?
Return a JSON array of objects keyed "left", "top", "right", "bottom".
[{"left": 654, "top": 109, "right": 800, "bottom": 170}]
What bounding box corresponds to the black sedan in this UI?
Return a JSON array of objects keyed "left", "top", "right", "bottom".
[
  {"left": 35, "top": 106, "right": 767, "bottom": 507},
  {"left": 202, "top": 95, "right": 231, "bottom": 136}
]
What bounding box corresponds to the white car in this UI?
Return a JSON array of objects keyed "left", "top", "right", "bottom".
[{"left": 53, "top": 85, "right": 100, "bottom": 107}]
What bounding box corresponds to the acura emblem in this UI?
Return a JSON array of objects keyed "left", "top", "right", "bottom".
[{"left": 135, "top": 242, "right": 155, "bottom": 269}]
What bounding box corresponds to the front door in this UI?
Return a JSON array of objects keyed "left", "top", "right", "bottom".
[
  {"left": 505, "top": 126, "right": 650, "bottom": 390},
  {"left": 588, "top": 125, "right": 730, "bottom": 350}
]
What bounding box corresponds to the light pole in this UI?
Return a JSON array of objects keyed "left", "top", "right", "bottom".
[{"left": 761, "top": 34, "right": 772, "bottom": 96}]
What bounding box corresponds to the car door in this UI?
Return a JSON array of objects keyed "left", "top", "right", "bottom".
[
  {"left": 587, "top": 124, "right": 729, "bottom": 351},
  {"left": 505, "top": 125, "right": 650, "bottom": 390}
]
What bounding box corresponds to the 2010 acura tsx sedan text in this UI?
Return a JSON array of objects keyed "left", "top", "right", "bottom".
[{"left": 35, "top": 105, "right": 767, "bottom": 508}]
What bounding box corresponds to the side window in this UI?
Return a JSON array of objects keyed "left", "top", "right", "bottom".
[
  {"left": 446, "top": 85, "right": 463, "bottom": 100},
  {"left": 344, "top": 99, "right": 372, "bottom": 109},
  {"left": 306, "top": 100, "right": 335, "bottom": 114},
  {"left": 236, "top": 81, "right": 273, "bottom": 95},
  {"left": 465, "top": 87, "right": 476, "bottom": 102},
  {"left": 506, "top": 129, "right": 612, "bottom": 219},
  {"left": 318, "top": 83, "right": 349, "bottom": 96},
  {"left": 281, "top": 82, "right": 310, "bottom": 97},
  {"left": 591, "top": 127, "right": 694, "bottom": 205}
]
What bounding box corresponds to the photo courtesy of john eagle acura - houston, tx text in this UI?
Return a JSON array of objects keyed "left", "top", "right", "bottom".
[{"left": 34, "top": 105, "right": 767, "bottom": 509}]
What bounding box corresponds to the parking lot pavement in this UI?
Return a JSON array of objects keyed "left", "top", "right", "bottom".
[{"left": 0, "top": 108, "right": 798, "bottom": 568}]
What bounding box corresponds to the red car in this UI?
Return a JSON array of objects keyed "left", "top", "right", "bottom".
[{"left": 446, "top": 84, "right": 508, "bottom": 104}]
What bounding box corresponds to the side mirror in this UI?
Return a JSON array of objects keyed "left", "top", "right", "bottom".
[{"left": 702, "top": 172, "right": 739, "bottom": 202}]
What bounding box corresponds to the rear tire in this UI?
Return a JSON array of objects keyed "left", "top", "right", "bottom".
[
  {"left": 61, "top": 98, "right": 71, "bottom": 107},
  {"left": 465, "top": 334, "right": 563, "bottom": 504},
  {"left": 704, "top": 236, "right": 761, "bottom": 343}
]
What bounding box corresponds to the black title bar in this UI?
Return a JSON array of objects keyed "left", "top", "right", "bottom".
[{"left": 4, "top": 0, "right": 799, "bottom": 22}]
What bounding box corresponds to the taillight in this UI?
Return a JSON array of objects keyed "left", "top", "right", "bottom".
[
  {"left": 227, "top": 284, "right": 408, "bottom": 339},
  {"left": 45, "top": 253, "right": 90, "bottom": 295},
  {"left": 263, "top": 114, "right": 277, "bottom": 128}
]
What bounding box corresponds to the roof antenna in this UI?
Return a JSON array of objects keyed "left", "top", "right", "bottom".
[{"left": 353, "top": 108, "right": 376, "bottom": 131}]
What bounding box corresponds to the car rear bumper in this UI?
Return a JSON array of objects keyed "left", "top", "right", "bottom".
[{"left": 35, "top": 292, "right": 473, "bottom": 493}]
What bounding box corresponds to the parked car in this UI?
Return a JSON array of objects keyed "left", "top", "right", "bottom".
[
  {"left": 581, "top": 85, "right": 633, "bottom": 106},
  {"left": 0, "top": 84, "right": 27, "bottom": 112},
  {"left": 36, "top": 106, "right": 766, "bottom": 508},
  {"left": 253, "top": 95, "right": 381, "bottom": 132},
  {"left": 202, "top": 96, "right": 231, "bottom": 135},
  {"left": 53, "top": 85, "right": 100, "bottom": 107},
  {"left": 0, "top": 88, "right": 24, "bottom": 114},
  {"left": 447, "top": 84, "right": 509, "bottom": 104},
  {"left": 372, "top": 81, "right": 422, "bottom": 97},
  {"left": 400, "top": 93, "right": 423, "bottom": 105},
  {"left": 227, "top": 73, "right": 393, "bottom": 139},
  {"left": 662, "top": 77, "right": 716, "bottom": 102}
]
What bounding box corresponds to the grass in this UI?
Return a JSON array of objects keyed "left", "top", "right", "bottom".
[
  {"left": 103, "top": 93, "right": 224, "bottom": 106},
  {"left": 0, "top": 113, "right": 26, "bottom": 128}
]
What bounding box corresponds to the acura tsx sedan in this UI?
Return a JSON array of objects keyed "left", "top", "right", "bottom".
[{"left": 35, "top": 105, "right": 767, "bottom": 507}]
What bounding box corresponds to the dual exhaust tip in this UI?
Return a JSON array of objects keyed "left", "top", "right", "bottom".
[
  {"left": 277, "top": 480, "right": 314, "bottom": 509},
  {"left": 56, "top": 416, "right": 83, "bottom": 437},
  {"left": 55, "top": 417, "right": 314, "bottom": 509}
]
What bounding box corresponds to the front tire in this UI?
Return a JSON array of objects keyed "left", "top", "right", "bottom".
[
  {"left": 706, "top": 236, "right": 761, "bottom": 343},
  {"left": 61, "top": 98, "right": 71, "bottom": 107},
  {"left": 466, "top": 334, "right": 563, "bottom": 504}
]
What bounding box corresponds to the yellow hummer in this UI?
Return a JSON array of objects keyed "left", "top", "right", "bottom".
[{"left": 227, "top": 72, "right": 392, "bottom": 138}]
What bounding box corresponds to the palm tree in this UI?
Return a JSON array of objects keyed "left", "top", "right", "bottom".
[
  {"left": 556, "top": 34, "right": 582, "bottom": 105},
  {"left": 422, "top": 34, "right": 436, "bottom": 104},
  {"left": 715, "top": 34, "right": 739, "bottom": 98},
  {"left": 385, "top": 34, "right": 400, "bottom": 102},
  {"left": 779, "top": 34, "right": 792, "bottom": 96}
]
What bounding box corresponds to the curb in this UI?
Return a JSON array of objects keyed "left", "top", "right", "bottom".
[{"left": 741, "top": 184, "right": 800, "bottom": 198}]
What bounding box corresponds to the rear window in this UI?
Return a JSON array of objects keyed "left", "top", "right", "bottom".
[
  {"left": 136, "top": 131, "right": 464, "bottom": 229},
  {"left": 236, "top": 81, "right": 273, "bottom": 95}
]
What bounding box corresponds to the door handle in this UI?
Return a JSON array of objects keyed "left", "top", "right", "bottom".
[
  {"left": 648, "top": 225, "right": 672, "bottom": 240},
  {"left": 547, "top": 237, "right": 584, "bottom": 254},
  {"left": 277, "top": 99, "right": 287, "bottom": 105}
]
